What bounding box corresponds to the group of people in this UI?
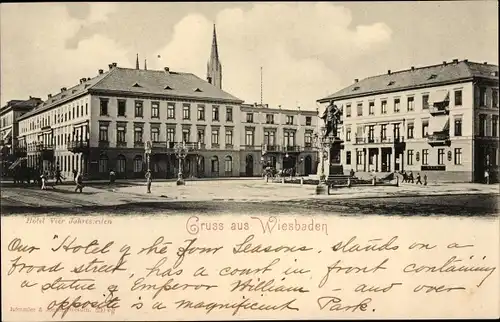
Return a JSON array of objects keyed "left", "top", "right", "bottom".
[{"left": 400, "top": 170, "right": 427, "bottom": 185}]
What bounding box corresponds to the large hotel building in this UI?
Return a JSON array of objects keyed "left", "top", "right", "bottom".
[
  {"left": 13, "top": 26, "right": 318, "bottom": 180},
  {"left": 318, "top": 59, "right": 499, "bottom": 183}
]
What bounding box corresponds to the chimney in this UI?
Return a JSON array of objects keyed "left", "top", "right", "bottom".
[
  {"left": 87, "top": 78, "right": 91, "bottom": 81},
  {"left": 98, "top": 69, "right": 104, "bottom": 74},
  {"left": 108, "top": 64, "right": 113, "bottom": 70},
  {"left": 484, "top": 62, "right": 488, "bottom": 65},
  {"left": 354, "top": 78, "right": 359, "bottom": 83},
  {"left": 48, "top": 94, "right": 52, "bottom": 99},
  {"left": 464, "top": 59, "right": 468, "bottom": 63},
  {"left": 61, "top": 87, "right": 67, "bottom": 92},
  {"left": 387, "top": 70, "right": 391, "bottom": 75},
  {"left": 453, "top": 59, "right": 459, "bottom": 63},
  {"left": 443, "top": 61, "right": 447, "bottom": 66},
  {"left": 265, "top": 104, "right": 269, "bottom": 108},
  {"left": 164, "top": 67, "right": 170, "bottom": 73},
  {"left": 411, "top": 66, "right": 415, "bottom": 71},
  {"left": 112, "top": 62, "right": 117, "bottom": 67}
]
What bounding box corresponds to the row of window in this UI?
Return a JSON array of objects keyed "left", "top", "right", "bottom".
[
  {"left": 97, "top": 154, "right": 233, "bottom": 174},
  {"left": 23, "top": 102, "right": 89, "bottom": 133},
  {"left": 345, "top": 148, "right": 464, "bottom": 166},
  {"left": 344, "top": 115, "right": 499, "bottom": 141},
  {"left": 344, "top": 88, "right": 499, "bottom": 118},
  {"left": 100, "top": 99, "right": 234, "bottom": 122},
  {"left": 245, "top": 113, "right": 312, "bottom": 126}
]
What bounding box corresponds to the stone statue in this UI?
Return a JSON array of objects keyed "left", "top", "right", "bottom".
[{"left": 321, "top": 101, "right": 341, "bottom": 138}]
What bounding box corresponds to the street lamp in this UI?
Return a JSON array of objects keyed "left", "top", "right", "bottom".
[
  {"left": 174, "top": 141, "right": 189, "bottom": 185},
  {"left": 145, "top": 141, "right": 152, "bottom": 172}
]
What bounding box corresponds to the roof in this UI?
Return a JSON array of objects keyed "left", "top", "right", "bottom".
[
  {"left": 19, "top": 66, "right": 243, "bottom": 121},
  {"left": 1, "top": 97, "right": 42, "bottom": 115},
  {"left": 318, "top": 60, "right": 499, "bottom": 103},
  {"left": 91, "top": 67, "right": 242, "bottom": 103},
  {"left": 241, "top": 103, "right": 317, "bottom": 115}
]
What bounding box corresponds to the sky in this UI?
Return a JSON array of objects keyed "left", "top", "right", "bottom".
[{"left": 1, "top": 1, "right": 498, "bottom": 110}]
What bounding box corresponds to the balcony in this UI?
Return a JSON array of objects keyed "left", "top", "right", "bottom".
[
  {"left": 98, "top": 140, "right": 109, "bottom": 148},
  {"left": 36, "top": 143, "right": 54, "bottom": 152},
  {"left": 429, "top": 103, "right": 450, "bottom": 116},
  {"left": 242, "top": 145, "right": 260, "bottom": 150},
  {"left": 282, "top": 145, "right": 301, "bottom": 153},
  {"left": 354, "top": 136, "right": 405, "bottom": 146},
  {"left": 14, "top": 146, "right": 27, "bottom": 157},
  {"left": 427, "top": 131, "right": 450, "bottom": 146},
  {"left": 67, "top": 140, "right": 89, "bottom": 153},
  {"left": 149, "top": 141, "right": 205, "bottom": 152},
  {"left": 302, "top": 143, "right": 315, "bottom": 151},
  {"left": 262, "top": 144, "right": 280, "bottom": 152}
]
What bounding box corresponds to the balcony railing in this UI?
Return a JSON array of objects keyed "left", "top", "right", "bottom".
[
  {"left": 67, "top": 140, "right": 89, "bottom": 153},
  {"left": 117, "top": 141, "right": 127, "bottom": 148},
  {"left": 262, "top": 144, "right": 280, "bottom": 152},
  {"left": 303, "top": 143, "right": 315, "bottom": 150},
  {"left": 242, "top": 145, "right": 260, "bottom": 150},
  {"left": 98, "top": 140, "right": 109, "bottom": 148},
  {"left": 36, "top": 143, "right": 54, "bottom": 152},
  {"left": 429, "top": 104, "right": 450, "bottom": 116},
  {"left": 427, "top": 131, "right": 450, "bottom": 146},
  {"left": 282, "top": 145, "right": 301, "bottom": 152},
  {"left": 354, "top": 136, "right": 405, "bottom": 145},
  {"left": 149, "top": 141, "right": 205, "bottom": 151}
]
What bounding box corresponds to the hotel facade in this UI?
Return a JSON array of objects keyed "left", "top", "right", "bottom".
[
  {"left": 318, "top": 59, "right": 499, "bottom": 183},
  {"left": 14, "top": 26, "right": 319, "bottom": 180}
]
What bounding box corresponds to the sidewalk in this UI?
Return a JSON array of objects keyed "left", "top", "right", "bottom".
[{"left": 115, "top": 179, "right": 500, "bottom": 202}]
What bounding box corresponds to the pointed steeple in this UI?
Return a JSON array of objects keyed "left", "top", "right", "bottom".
[
  {"left": 144, "top": 59, "right": 147, "bottom": 70},
  {"left": 135, "top": 53, "right": 139, "bottom": 70},
  {"left": 207, "top": 24, "right": 222, "bottom": 89}
]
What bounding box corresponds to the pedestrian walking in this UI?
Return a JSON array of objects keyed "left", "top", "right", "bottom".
[
  {"left": 484, "top": 169, "right": 490, "bottom": 184},
  {"left": 40, "top": 172, "right": 47, "bottom": 190},
  {"left": 55, "top": 167, "right": 64, "bottom": 184},
  {"left": 415, "top": 173, "right": 423, "bottom": 185},
  {"left": 109, "top": 169, "right": 116, "bottom": 184},
  {"left": 423, "top": 174, "right": 428, "bottom": 186},
  {"left": 74, "top": 171, "right": 84, "bottom": 193},
  {"left": 145, "top": 169, "right": 152, "bottom": 193},
  {"left": 408, "top": 171, "right": 414, "bottom": 183}
]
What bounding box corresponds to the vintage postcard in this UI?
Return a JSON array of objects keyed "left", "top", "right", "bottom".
[{"left": 1, "top": 1, "right": 499, "bottom": 321}]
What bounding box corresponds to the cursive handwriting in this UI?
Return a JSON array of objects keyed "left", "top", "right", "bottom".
[
  {"left": 131, "top": 278, "right": 217, "bottom": 299},
  {"left": 174, "top": 238, "right": 223, "bottom": 268},
  {"left": 175, "top": 297, "right": 299, "bottom": 316},
  {"left": 51, "top": 236, "right": 114, "bottom": 255},
  {"left": 332, "top": 236, "right": 399, "bottom": 253},
  {"left": 41, "top": 277, "right": 96, "bottom": 293},
  {"left": 317, "top": 296, "right": 372, "bottom": 312},
  {"left": 230, "top": 278, "right": 309, "bottom": 293},
  {"left": 233, "top": 235, "right": 313, "bottom": 254},
  {"left": 318, "top": 259, "right": 389, "bottom": 288},
  {"left": 7, "top": 238, "right": 40, "bottom": 253},
  {"left": 47, "top": 293, "right": 120, "bottom": 318},
  {"left": 7, "top": 256, "right": 64, "bottom": 276}
]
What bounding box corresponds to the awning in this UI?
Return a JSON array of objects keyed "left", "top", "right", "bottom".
[
  {"left": 429, "top": 115, "right": 449, "bottom": 133},
  {"left": 3, "top": 128, "right": 12, "bottom": 141},
  {"left": 8, "top": 157, "right": 27, "bottom": 170},
  {"left": 429, "top": 90, "right": 449, "bottom": 105}
]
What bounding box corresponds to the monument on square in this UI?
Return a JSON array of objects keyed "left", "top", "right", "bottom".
[{"left": 315, "top": 101, "right": 344, "bottom": 194}]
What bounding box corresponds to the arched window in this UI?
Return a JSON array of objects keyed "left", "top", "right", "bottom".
[
  {"left": 224, "top": 156, "right": 232, "bottom": 173},
  {"left": 133, "top": 155, "right": 143, "bottom": 173},
  {"left": 99, "top": 155, "right": 109, "bottom": 173},
  {"left": 211, "top": 156, "right": 219, "bottom": 174},
  {"left": 116, "top": 155, "right": 126, "bottom": 173}
]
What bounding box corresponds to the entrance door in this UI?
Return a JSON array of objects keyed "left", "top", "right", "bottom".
[
  {"left": 245, "top": 155, "right": 254, "bottom": 176},
  {"left": 304, "top": 155, "right": 312, "bottom": 175}
]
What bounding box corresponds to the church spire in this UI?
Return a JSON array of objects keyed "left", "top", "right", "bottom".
[
  {"left": 136, "top": 53, "right": 140, "bottom": 70},
  {"left": 207, "top": 24, "right": 222, "bottom": 89},
  {"left": 144, "top": 59, "right": 147, "bottom": 70}
]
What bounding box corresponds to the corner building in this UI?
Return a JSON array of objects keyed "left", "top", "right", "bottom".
[
  {"left": 318, "top": 59, "right": 499, "bottom": 183},
  {"left": 17, "top": 64, "right": 244, "bottom": 179},
  {"left": 239, "top": 104, "right": 319, "bottom": 177}
]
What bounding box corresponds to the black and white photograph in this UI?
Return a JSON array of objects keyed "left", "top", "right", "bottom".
[{"left": 1, "top": 1, "right": 498, "bottom": 320}]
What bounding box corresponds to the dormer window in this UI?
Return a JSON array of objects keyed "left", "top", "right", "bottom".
[
  {"left": 428, "top": 74, "right": 437, "bottom": 80},
  {"left": 72, "top": 89, "right": 77, "bottom": 93},
  {"left": 387, "top": 81, "right": 395, "bottom": 86},
  {"left": 132, "top": 82, "right": 142, "bottom": 87},
  {"left": 352, "top": 86, "right": 360, "bottom": 91},
  {"left": 164, "top": 85, "right": 173, "bottom": 90},
  {"left": 194, "top": 88, "right": 203, "bottom": 92}
]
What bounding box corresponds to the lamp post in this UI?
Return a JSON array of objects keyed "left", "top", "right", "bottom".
[
  {"left": 174, "top": 141, "right": 189, "bottom": 185},
  {"left": 314, "top": 127, "right": 330, "bottom": 194},
  {"left": 145, "top": 141, "right": 151, "bottom": 172}
]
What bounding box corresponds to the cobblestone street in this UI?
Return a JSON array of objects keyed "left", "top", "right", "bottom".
[{"left": 1, "top": 179, "right": 498, "bottom": 216}]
